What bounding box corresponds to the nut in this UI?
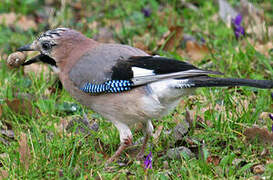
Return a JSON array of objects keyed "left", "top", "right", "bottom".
[{"left": 7, "top": 52, "right": 27, "bottom": 68}]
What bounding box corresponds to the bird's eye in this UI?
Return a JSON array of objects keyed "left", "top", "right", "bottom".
[{"left": 42, "top": 42, "right": 52, "bottom": 50}]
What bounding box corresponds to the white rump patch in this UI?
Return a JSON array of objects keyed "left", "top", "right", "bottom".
[{"left": 132, "top": 67, "right": 154, "bottom": 77}]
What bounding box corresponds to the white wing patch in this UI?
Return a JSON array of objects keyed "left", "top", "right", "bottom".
[{"left": 132, "top": 67, "right": 154, "bottom": 77}]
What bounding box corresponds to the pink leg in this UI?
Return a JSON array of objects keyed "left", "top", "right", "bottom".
[
  {"left": 136, "top": 133, "right": 150, "bottom": 160},
  {"left": 106, "top": 137, "right": 132, "bottom": 165}
]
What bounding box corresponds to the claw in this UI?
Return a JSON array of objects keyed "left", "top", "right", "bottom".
[{"left": 105, "top": 136, "right": 133, "bottom": 166}]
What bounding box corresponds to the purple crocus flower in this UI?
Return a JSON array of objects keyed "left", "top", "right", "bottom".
[
  {"left": 232, "top": 14, "right": 245, "bottom": 39},
  {"left": 144, "top": 152, "right": 152, "bottom": 169},
  {"left": 269, "top": 114, "right": 273, "bottom": 132},
  {"left": 141, "top": 7, "right": 151, "bottom": 17}
]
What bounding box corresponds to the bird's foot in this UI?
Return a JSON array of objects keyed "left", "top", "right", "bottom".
[{"left": 105, "top": 136, "right": 132, "bottom": 166}]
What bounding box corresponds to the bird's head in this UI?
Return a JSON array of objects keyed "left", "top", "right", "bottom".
[{"left": 17, "top": 28, "right": 92, "bottom": 67}]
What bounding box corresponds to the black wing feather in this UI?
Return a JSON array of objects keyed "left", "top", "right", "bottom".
[{"left": 111, "top": 56, "right": 200, "bottom": 80}]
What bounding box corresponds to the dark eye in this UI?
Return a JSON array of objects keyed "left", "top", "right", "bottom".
[{"left": 42, "top": 42, "right": 52, "bottom": 50}]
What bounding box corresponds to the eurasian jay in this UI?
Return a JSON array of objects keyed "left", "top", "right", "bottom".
[{"left": 17, "top": 28, "right": 273, "bottom": 164}]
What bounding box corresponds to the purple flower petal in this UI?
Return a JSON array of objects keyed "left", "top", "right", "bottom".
[
  {"left": 269, "top": 114, "right": 273, "bottom": 132},
  {"left": 269, "top": 114, "right": 273, "bottom": 121},
  {"left": 232, "top": 14, "right": 243, "bottom": 26},
  {"left": 141, "top": 7, "right": 151, "bottom": 17},
  {"left": 232, "top": 14, "right": 245, "bottom": 39},
  {"left": 144, "top": 152, "right": 152, "bottom": 169}
]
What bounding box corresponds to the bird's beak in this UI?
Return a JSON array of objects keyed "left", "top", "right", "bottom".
[
  {"left": 22, "top": 54, "right": 57, "bottom": 67},
  {"left": 21, "top": 54, "right": 41, "bottom": 66},
  {"left": 17, "top": 43, "right": 35, "bottom": 52}
]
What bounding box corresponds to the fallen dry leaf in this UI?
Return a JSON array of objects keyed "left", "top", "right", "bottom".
[
  {"left": 246, "top": 23, "right": 273, "bottom": 41},
  {"left": 93, "top": 27, "right": 115, "bottom": 43},
  {"left": 133, "top": 33, "right": 153, "bottom": 54},
  {"left": 259, "top": 112, "right": 271, "bottom": 120},
  {"left": 152, "top": 125, "right": 163, "bottom": 144},
  {"left": 0, "top": 12, "right": 16, "bottom": 26},
  {"left": 0, "top": 12, "right": 37, "bottom": 30},
  {"left": 162, "top": 26, "right": 183, "bottom": 51},
  {"left": 0, "top": 169, "right": 8, "bottom": 179},
  {"left": 55, "top": 117, "right": 70, "bottom": 136},
  {"left": 0, "top": 130, "right": 14, "bottom": 139},
  {"left": 207, "top": 155, "right": 221, "bottom": 166},
  {"left": 186, "top": 41, "right": 210, "bottom": 62},
  {"left": 260, "top": 148, "right": 269, "bottom": 157},
  {"left": 18, "top": 132, "right": 30, "bottom": 170},
  {"left": 243, "top": 126, "right": 273, "bottom": 145},
  {"left": 240, "top": 0, "right": 264, "bottom": 25},
  {"left": 239, "top": 0, "right": 273, "bottom": 41},
  {"left": 251, "top": 164, "right": 265, "bottom": 175},
  {"left": 6, "top": 98, "right": 35, "bottom": 116},
  {"left": 253, "top": 41, "right": 273, "bottom": 57},
  {"left": 16, "top": 15, "right": 37, "bottom": 31},
  {"left": 185, "top": 110, "right": 193, "bottom": 128}
]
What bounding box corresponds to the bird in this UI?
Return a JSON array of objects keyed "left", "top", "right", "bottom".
[{"left": 17, "top": 28, "right": 273, "bottom": 165}]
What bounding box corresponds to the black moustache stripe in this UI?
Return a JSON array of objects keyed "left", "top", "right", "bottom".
[{"left": 22, "top": 54, "right": 57, "bottom": 67}]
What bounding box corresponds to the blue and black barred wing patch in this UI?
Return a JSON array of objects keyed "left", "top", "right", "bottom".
[{"left": 80, "top": 80, "right": 134, "bottom": 94}]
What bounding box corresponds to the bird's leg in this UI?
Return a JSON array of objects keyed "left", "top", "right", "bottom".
[
  {"left": 106, "top": 137, "right": 132, "bottom": 165},
  {"left": 136, "top": 133, "right": 150, "bottom": 160},
  {"left": 106, "top": 121, "right": 132, "bottom": 165},
  {"left": 136, "top": 120, "right": 154, "bottom": 160}
]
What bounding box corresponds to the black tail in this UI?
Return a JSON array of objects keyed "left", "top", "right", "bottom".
[{"left": 188, "top": 77, "right": 273, "bottom": 89}]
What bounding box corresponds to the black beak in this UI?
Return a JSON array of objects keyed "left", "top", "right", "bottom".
[
  {"left": 22, "top": 54, "right": 57, "bottom": 67},
  {"left": 17, "top": 44, "right": 34, "bottom": 51}
]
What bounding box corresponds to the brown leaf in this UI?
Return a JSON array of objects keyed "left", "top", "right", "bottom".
[
  {"left": 18, "top": 132, "right": 30, "bottom": 170},
  {"left": 152, "top": 125, "right": 163, "bottom": 143},
  {"left": 0, "top": 12, "right": 17, "bottom": 26},
  {"left": 17, "top": 16, "right": 37, "bottom": 31},
  {"left": 185, "top": 110, "right": 193, "bottom": 128},
  {"left": 0, "top": 169, "right": 8, "bottom": 179},
  {"left": 55, "top": 117, "right": 70, "bottom": 136},
  {"left": 93, "top": 27, "right": 115, "bottom": 43},
  {"left": 6, "top": 98, "right": 34, "bottom": 116},
  {"left": 243, "top": 126, "right": 273, "bottom": 145},
  {"left": 207, "top": 155, "right": 221, "bottom": 166},
  {"left": 239, "top": 0, "right": 273, "bottom": 41},
  {"left": 134, "top": 41, "right": 151, "bottom": 54},
  {"left": 162, "top": 26, "right": 183, "bottom": 51},
  {"left": 251, "top": 164, "right": 265, "bottom": 175},
  {"left": 0, "top": 12, "right": 37, "bottom": 30},
  {"left": 240, "top": 0, "right": 264, "bottom": 25},
  {"left": 253, "top": 41, "right": 273, "bottom": 58},
  {"left": 186, "top": 41, "right": 210, "bottom": 62},
  {"left": 259, "top": 112, "right": 271, "bottom": 120}
]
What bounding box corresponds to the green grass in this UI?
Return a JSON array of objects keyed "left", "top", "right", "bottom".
[{"left": 0, "top": 0, "right": 273, "bottom": 179}]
